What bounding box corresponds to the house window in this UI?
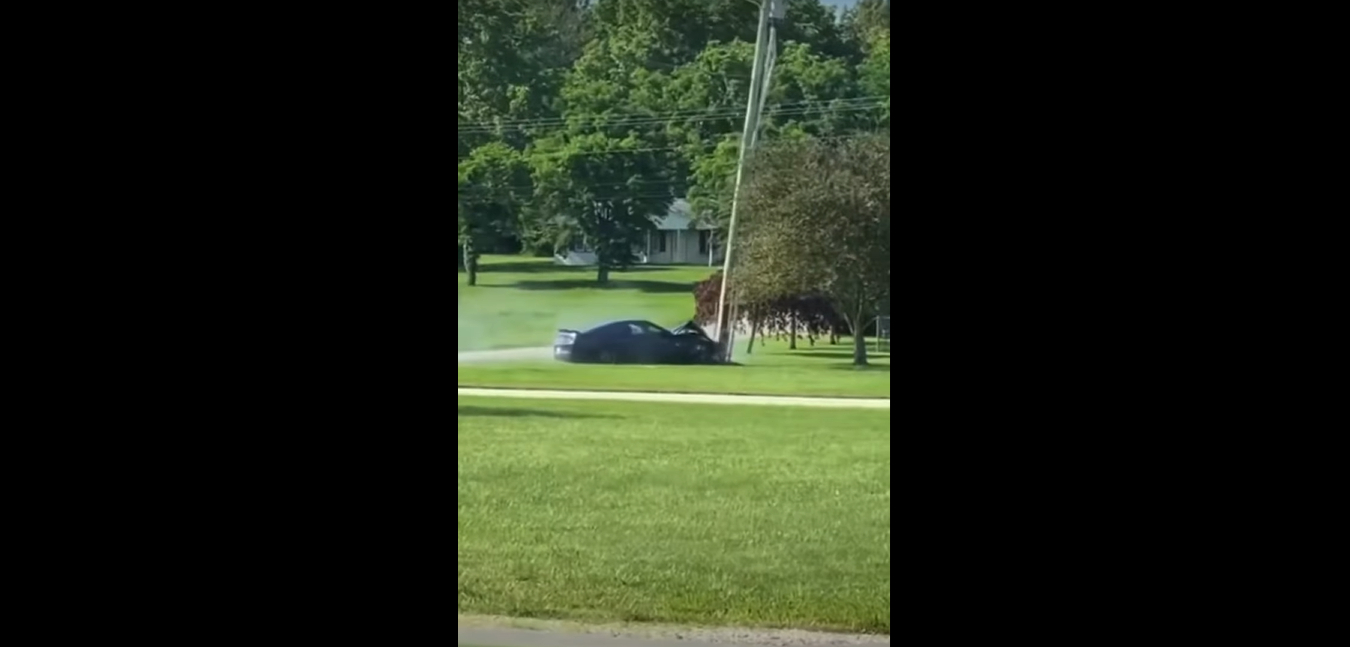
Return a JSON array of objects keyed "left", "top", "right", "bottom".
[
  {"left": 657, "top": 231, "right": 668, "bottom": 252},
  {"left": 698, "top": 230, "right": 710, "bottom": 254}
]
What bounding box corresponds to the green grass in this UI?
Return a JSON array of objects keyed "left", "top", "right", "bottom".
[
  {"left": 457, "top": 254, "right": 891, "bottom": 397},
  {"left": 458, "top": 338, "right": 891, "bottom": 398},
  {"left": 458, "top": 255, "right": 716, "bottom": 351},
  {"left": 457, "top": 397, "right": 891, "bottom": 634}
]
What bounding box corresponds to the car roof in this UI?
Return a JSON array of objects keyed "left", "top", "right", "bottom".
[{"left": 584, "top": 320, "right": 660, "bottom": 332}]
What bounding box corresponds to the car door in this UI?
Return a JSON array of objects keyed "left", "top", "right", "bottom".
[
  {"left": 589, "top": 323, "right": 633, "bottom": 361},
  {"left": 631, "top": 322, "right": 679, "bottom": 363},
  {"left": 622, "top": 322, "right": 654, "bottom": 362}
]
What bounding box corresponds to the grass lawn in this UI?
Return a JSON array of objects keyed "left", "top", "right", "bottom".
[
  {"left": 458, "top": 255, "right": 716, "bottom": 351},
  {"left": 457, "top": 397, "right": 891, "bottom": 634},
  {"left": 458, "top": 338, "right": 891, "bottom": 398},
  {"left": 458, "top": 255, "right": 891, "bottom": 397}
]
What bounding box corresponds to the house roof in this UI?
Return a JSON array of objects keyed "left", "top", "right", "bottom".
[
  {"left": 651, "top": 199, "right": 715, "bottom": 231},
  {"left": 549, "top": 198, "right": 714, "bottom": 231}
]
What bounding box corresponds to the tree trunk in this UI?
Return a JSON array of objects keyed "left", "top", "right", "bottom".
[
  {"left": 745, "top": 316, "right": 758, "bottom": 354},
  {"left": 789, "top": 316, "right": 798, "bottom": 350},
  {"left": 853, "top": 327, "right": 868, "bottom": 366},
  {"left": 464, "top": 241, "right": 478, "bottom": 286},
  {"left": 829, "top": 322, "right": 839, "bottom": 345},
  {"left": 596, "top": 264, "right": 609, "bottom": 283},
  {"left": 851, "top": 310, "right": 869, "bottom": 366}
]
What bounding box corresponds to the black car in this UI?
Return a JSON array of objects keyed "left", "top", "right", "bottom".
[{"left": 553, "top": 320, "right": 719, "bottom": 364}]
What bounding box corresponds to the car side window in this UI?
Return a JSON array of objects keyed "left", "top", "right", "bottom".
[
  {"left": 598, "top": 324, "right": 629, "bottom": 338},
  {"left": 627, "top": 323, "right": 644, "bottom": 336}
]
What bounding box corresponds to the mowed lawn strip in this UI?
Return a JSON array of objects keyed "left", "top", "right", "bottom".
[
  {"left": 458, "top": 256, "right": 715, "bottom": 352},
  {"left": 457, "top": 397, "right": 891, "bottom": 634},
  {"left": 458, "top": 339, "right": 890, "bottom": 398}
]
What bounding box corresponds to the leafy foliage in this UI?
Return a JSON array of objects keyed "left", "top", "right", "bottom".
[
  {"left": 459, "top": 143, "right": 532, "bottom": 283},
  {"left": 693, "top": 272, "right": 848, "bottom": 349},
  {"left": 734, "top": 133, "right": 891, "bottom": 365},
  {"left": 458, "top": 0, "right": 891, "bottom": 289}
]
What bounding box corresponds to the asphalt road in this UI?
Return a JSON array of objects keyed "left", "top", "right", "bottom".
[
  {"left": 459, "top": 627, "right": 722, "bottom": 647},
  {"left": 458, "top": 625, "right": 890, "bottom": 647},
  {"left": 458, "top": 347, "right": 553, "bottom": 363}
]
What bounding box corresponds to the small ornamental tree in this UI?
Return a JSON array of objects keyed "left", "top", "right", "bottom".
[
  {"left": 693, "top": 273, "right": 849, "bottom": 353},
  {"left": 734, "top": 134, "right": 890, "bottom": 366}
]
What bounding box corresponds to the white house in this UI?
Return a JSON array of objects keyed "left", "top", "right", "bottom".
[
  {"left": 553, "top": 198, "right": 724, "bottom": 266},
  {"left": 643, "top": 199, "right": 723, "bottom": 266}
]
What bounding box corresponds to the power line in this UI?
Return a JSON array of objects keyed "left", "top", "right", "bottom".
[
  {"left": 458, "top": 132, "right": 883, "bottom": 200},
  {"left": 458, "top": 193, "right": 683, "bottom": 205},
  {"left": 457, "top": 102, "right": 886, "bottom": 135},
  {"left": 459, "top": 177, "right": 682, "bottom": 191},
  {"left": 459, "top": 95, "right": 885, "bottom": 129},
  {"left": 457, "top": 96, "right": 888, "bottom": 132},
  {"left": 458, "top": 114, "right": 887, "bottom": 162}
]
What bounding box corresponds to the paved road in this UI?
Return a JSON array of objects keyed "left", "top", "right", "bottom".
[
  {"left": 459, "top": 347, "right": 553, "bottom": 363},
  {"left": 459, "top": 627, "right": 721, "bottom": 647},
  {"left": 458, "top": 625, "right": 889, "bottom": 647},
  {"left": 458, "top": 387, "right": 889, "bottom": 409}
]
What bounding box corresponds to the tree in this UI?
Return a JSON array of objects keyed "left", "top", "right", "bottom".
[
  {"left": 735, "top": 134, "right": 890, "bottom": 365},
  {"left": 529, "top": 133, "right": 674, "bottom": 282},
  {"left": 523, "top": 16, "right": 683, "bottom": 283},
  {"left": 858, "top": 29, "right": 890, "bottom": 128},
  {"left": 693, "top": 272, "right": 849, "bottom": 351},
  {"left": 674, "top": 36, "right": 877, "bottom": 242},
  {"left": 841, "top": 0, "right": 890, "bottom": 51},
  {"left": 458, "top": 0, "right": 591, "bottom": 152},
  {"left": 455, "top": 0, "right": 888, "bottom": 279},
  {"left": 753, "top": 40, "right": 880, "bottom": 157},
  {"left": 459, "top": 143, "right": 531, "bottom": 285}
]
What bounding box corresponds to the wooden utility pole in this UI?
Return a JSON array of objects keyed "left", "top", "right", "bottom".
[{"left": 713, "top": 0, "right": 784, "bottom": 363}]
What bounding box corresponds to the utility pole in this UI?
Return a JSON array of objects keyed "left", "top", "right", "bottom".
[{"left": 714, "top": 0, "right": 783, "bottom": 363}]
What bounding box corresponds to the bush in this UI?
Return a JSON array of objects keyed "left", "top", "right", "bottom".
[{"left": 693, "top": 273, "right": 851, "bottom": 340}]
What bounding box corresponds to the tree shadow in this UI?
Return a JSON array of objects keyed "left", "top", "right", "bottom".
[
  {"left": 827, "top": 363, "right": 891, "bottom": 372},
  {"left": 481, "top": 261, "right": 670, "bottom": 275},
  {"left": 784, "top": 350, "right": 891, "bottom": 361},
  {"left": 487, "top": 279, "right": 693, "bottom": 293},
  {"left": 457, "top": 406, "right": 614, "bottom": 419},
  {"left": 480, "top": 261, "right": 588, "bottom": 274}
]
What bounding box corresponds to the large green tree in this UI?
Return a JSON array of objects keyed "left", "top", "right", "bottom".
[
  {"left": 458, "top": 0, "right": 889, "bottom": 277},
  {"left": 524, "top": 16, "right": 683, "bottom": 282},
  {"left": 734, "top": 134, "right": 890, "bottom": 365},
  {"left": 529, "top": 133, "right": 675, "bottom": 283},
  {"left": 458, "top": 143, "right": 531, "bottom": 285},
  {"left": 458, "top": 0, "right": 590, "bottom": 151},
  {"left": 676, "top": 37, "right": 875, "bottom": 242},
  {"left": 858, "top": 29, "right": 890, "bottom": 127},
  {"left": 841, "top": 0, "right": 890, "bottom": 51}
]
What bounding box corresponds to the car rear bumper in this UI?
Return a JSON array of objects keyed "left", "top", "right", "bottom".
[{"left": 552, "top": 345, "right": 575, "bottom": 362}]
